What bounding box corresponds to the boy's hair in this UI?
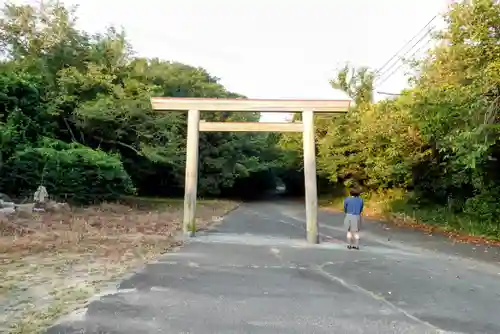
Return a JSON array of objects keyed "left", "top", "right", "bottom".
[{"left": 349, "top": 188, "right": 361, "bottom": 197}]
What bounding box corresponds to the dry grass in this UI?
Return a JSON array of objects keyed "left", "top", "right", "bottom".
[{"left": 0, "top": 198, "right": 238, "bottom": 334}]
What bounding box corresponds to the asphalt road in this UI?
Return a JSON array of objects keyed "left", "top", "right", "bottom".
[{"left": 48, "top": 201, "right": 500, "bottom": 334}]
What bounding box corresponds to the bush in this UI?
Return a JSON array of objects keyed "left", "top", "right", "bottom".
[
  {"left": 1, "top": 141, "right": 135, "bottom": 204},
  {"left": 463, "top": 189, "right": 500, "bottom": 238}
]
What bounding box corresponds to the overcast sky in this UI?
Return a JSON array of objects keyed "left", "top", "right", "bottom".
[{"left": 7, "top": 0, "right": 450, "bottom": 121}]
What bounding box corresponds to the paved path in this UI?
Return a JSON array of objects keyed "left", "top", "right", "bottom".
[{"left": 48, "top": 201, "right": 500, "bottom": 333}]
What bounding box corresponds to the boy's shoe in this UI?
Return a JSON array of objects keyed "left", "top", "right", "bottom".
[
  {"left": 347, "top": 245, "right": 352, "bottom": 249},
  {"left": 352, "top": 246, "right": 360, "bottom": 250}
]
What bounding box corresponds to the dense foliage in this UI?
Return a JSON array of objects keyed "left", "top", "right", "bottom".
[
  {"left": 313, "top": 0, "right": 500, "bottom": 238},
  {"left": 0, "top": 1, "right": 286, "bottom": 203},
  {"left": 1, "top": 139, "right": 135, "bottom": 203}
]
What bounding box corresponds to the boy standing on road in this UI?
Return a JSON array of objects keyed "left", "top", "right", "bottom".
[{"left": 343, "top": 188, "right": 364, "bottom": 250}]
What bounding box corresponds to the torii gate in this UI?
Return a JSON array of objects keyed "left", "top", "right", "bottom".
[{"left": 151, "top": 98, "right": 350, "bottom": 244}]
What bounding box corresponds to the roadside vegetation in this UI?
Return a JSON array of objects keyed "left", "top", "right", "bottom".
[{"left": 308, "top": 0, "right": 499, "bottom": 241}]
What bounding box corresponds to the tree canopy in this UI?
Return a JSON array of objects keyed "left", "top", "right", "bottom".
[
  {"left": 314, "top": 0, "right": 500, "bottom": 238},
  {"left": 0, "top": 0, "right": 288, "bottom": 202}
]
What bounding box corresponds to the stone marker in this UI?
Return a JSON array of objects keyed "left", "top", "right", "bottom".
[{"left": 33, "top": 185, "right": 49, "bottom": 212}]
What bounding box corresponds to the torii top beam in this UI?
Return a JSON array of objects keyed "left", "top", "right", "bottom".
[{"left": 151, "top": 97, "right": 351, "bottom": 113}]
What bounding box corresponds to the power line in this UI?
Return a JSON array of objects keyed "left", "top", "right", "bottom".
[
  {"left": 375, "top": 15, "right": 437, "bottom": 76},
  {"left": 376, "top": 91, "right": 402, "bottom": 96},
  {"left": 376, "top": 39, "right": 432, "bottom": 87},
  {"left": 375, "top": 26, "right": 434, "bottom": 82},
  {"left": 375, "top": 8, "right": 495, "bottom": 94},
  {"left": 375, "top": 38, "right": 433, "bottom": 87}
]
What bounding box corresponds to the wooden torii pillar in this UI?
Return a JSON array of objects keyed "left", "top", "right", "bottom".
[{"left": 151, "top": 98, "right": 350, "bottom": 244}]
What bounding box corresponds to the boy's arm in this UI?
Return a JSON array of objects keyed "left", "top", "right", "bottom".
[
  {"left": 359, "top": 199, "right": 364, "bottom": 230},
  {"left": 343, "top": 198, "right": 348, "bottom": 213}
]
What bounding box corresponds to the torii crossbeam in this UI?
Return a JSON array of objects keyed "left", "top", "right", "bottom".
[{"left": 151, "top": 97, "right": 350, "bottom": 244}]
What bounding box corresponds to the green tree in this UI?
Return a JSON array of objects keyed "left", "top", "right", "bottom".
[
  {"left": 0, "top": 0, "right": 287, "bottom": 200},
  {"left": 317, "top": 0, "right": 500, "bottom": 238}
]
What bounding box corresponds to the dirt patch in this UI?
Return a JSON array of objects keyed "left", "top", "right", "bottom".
[{"left": 0, "top": 199, "right": 238, "bottom": 334}]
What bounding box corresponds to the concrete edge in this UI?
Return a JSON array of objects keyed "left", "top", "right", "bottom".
[{"left": 180, "top": 201, "right": 243, "bottom": 238}]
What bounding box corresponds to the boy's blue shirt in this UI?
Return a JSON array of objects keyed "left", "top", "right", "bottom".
[{"left": 344, "top": 196, "right": 364, "bottom": 215}]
